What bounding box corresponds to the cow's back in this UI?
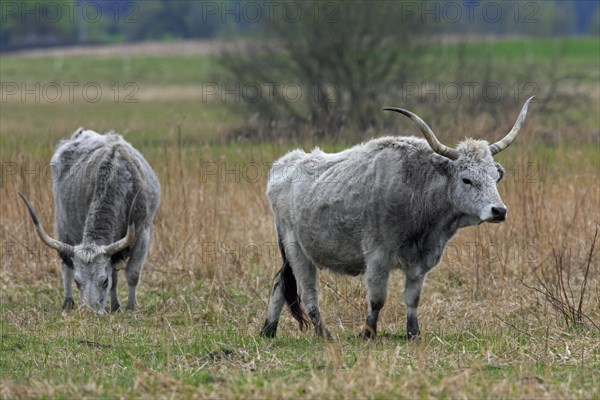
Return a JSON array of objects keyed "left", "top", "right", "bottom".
[{"left": 51, "top": 130, "right": 159, "bottom": 246}]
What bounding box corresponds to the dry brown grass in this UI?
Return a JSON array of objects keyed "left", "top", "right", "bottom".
[{"left": 1, "top": 115, "right": 599, "bottom": 398}]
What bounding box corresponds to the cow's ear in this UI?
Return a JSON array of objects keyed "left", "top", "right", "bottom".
[
  {"left": 428, "top": 153, "right": 453, "bottom": 176},
  {"left": 59, "top": 252, "right": 74, "bottom": 268},
  {"left": 495, "top": 162, "right": 505, "bottom": 182}
]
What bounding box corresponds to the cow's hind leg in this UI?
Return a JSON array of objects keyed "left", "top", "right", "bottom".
[
  {"left": 287, "top": 244, "right": 331, "bottom": 339},
  {"left": 261, "top": 229, "right": 309, "bottom": 338},
  {"left": 360, "top": 257, "right": 390, "bottom": 340},
  {"left": 260, "top": 267, "right": 286, "bottom": 338},
  {"left": 124, "top": 228, "right": 151, "bottom": 310},
  {"left": 404, "top": 273, "right": 426, "bottom": 340}
]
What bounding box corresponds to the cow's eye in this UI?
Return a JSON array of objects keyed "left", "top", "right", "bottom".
[
  {"left": 102, "top": 278, "right": 109, "bottom": 289},
  {"left": 462, "top": 178, "right": 472, "bottom": 185}
]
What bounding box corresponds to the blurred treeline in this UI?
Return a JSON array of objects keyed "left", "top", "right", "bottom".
[
  {"left": 1, "top": 0, "right": 599, "bottom": 51},
  {"left": 2, "top": 0, "right": 598, "bottom": 141}
]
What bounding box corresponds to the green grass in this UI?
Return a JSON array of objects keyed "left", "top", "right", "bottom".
[
  {"left": 0, "top": 100, "right": 238, "bottom": 150},
  {"left": 1, "top": 38, "right": 597, "bottom": 85},
  {"left": 0, "top": 55, "right": 217, "bottom": 86},
  {"left": 420, "top": 37, "right": 600, "bottom": 81},
  {"left": 2, "top": 281, "right": 599, "bottom": 399},
  {"left": 427, "top": 37, "right": 600, "bottom": 63}
]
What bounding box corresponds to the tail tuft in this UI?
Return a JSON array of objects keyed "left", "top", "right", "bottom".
[
  {"left": 281, "top": 260, "right": 310, "bottom": 331},
  {"left": 277, "top": 230, "right": 310, "bottom": 332}
]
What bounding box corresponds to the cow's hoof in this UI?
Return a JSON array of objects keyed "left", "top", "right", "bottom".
[
  {"left": 260, "top": 320, "right": 278, "bottom": 338},
  {"left": 407, "top": 331, "right": 421, "bottom": 340},
  {"left": 62, "top": 297, "right": 75, "bottom": 310},
  {"left": 407, "top": 317, "right": 420, "bottom": 340},
  {"left": 359, "top": 324, "right": 377, "bottom": 340},
  {"left": 316, "top": 326, "right": 333, "bottom": 341},
  {"left": 111, "top": 301, "right": 121, "bottom": 313}
]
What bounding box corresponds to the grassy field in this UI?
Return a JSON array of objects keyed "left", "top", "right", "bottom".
[{"left": 1, "top": 37, "right": 599, "bottom": 399}]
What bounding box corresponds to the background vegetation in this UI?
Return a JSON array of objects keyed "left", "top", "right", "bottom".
[{"left": 2, "top": 0, "right": 599, "bottom": 51}]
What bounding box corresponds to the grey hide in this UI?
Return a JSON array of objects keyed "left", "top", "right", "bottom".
[
  {"left": 21, "top": 128, "right": 160, "bottom": 314},
  {"left": 261, "top": 99, "right": 534, "bottom": 340}
]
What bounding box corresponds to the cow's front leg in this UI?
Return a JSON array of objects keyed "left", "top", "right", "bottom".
[
  {"left": 125, "top": 260, "right": 143, "bottom": 310},
  {"left": 110, "top": 266, "right": 121, "bottom": 312},
  {"left": 61, "top": 259, "right": 75, "bottom": 310},
  {"left": 360, "top": 263, "right": 390, "bottom": 340},
  {"left": 404, "top": 273, "right": 425, "bottom": 340},
  {"left": 125, "top": 229, "right": 150, "bottom": 310}
]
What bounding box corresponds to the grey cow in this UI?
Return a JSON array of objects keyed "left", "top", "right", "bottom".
[
  {"left": 20, "top": 128, "right": 160, "bottom": 314},
  {"left": 261, "top": 97, "right": 534, "bottom": 340}
]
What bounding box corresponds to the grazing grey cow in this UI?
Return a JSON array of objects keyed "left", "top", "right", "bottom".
[
  {"left": 20, "top": 128, "right": 160, "bottom": 314},
  {"left": 261, "top": 97, "right": 534, "bottom": 340}
]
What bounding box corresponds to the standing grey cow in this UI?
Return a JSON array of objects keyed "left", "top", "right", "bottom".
[
  {"left": 261, "top": 97, "right": 534, "bottom": 339},
  {"left": 20, "top": 128, "right": 160, "bottom": 314}
]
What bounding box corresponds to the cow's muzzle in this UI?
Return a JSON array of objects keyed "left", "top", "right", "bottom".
[{"left": 489, "top": 206, "right": 507, "bottom": 222}]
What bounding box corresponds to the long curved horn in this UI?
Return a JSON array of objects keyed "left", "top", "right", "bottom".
[
  {"left": 102, "top": 191, "right": 140, "bottom": 256},
  {"left": 18, "top": 193, "right": 75, "bottom": 256},
  {"left": 383, "top": 107, "right": 459, "bottom": 160},
  {"left": 489, "top": 96, "right": 535, "bottom": 155}
]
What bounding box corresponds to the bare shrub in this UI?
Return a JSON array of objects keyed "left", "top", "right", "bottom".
[
  {"left": 523, "top": 225, "right": 599, "bottom": 330},
  {"left": 217, "top": 1, "right": 424, "bottom": 138}
]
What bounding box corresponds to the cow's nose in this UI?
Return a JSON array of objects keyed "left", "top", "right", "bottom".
[{"left": 491, "top": 206, "right": 507, "bottom": 221}]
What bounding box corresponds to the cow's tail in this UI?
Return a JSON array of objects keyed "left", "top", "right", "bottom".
[{"left": 277, "top": 228, "right": 310, "bottom": 331}]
